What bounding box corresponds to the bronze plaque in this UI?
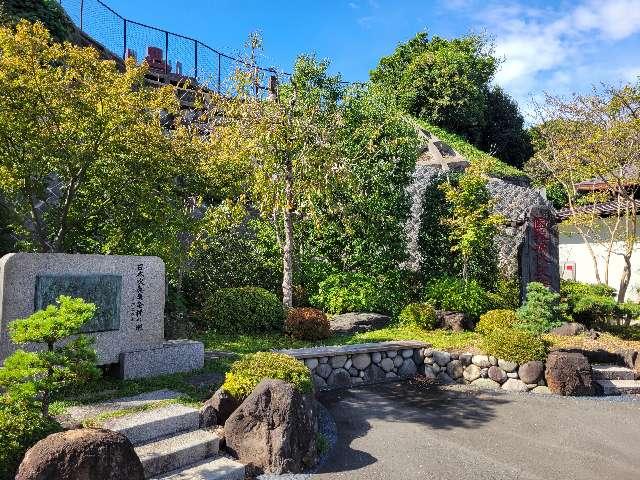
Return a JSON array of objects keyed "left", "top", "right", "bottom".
[{"left": 34, "top": 274, "right": 122, "bottom": 333}]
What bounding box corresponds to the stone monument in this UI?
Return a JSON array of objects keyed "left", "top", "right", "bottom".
[
  {"left": 0, "top": 253, "right": 203, "bottom": 379},
  {"left": 520, "top": 205, "right": 560, "bottom": 295}
]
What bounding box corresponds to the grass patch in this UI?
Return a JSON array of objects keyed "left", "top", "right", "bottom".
[
  {"left": 545, "top": 332, "right": 640, "bottom": 353},
  {"left": 416, "top": 120, "right": 526, "bottom": 179},
  {"left": 82, "top": 399, "right": 181, "bottom": 428},
  {"left": 51, "top": 358, "right": 231, "bottom": 415},
  {"left": 202, "top": 326, "right": 479, "bottom": 355}
]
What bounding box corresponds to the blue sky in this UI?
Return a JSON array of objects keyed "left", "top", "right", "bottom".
[{"left": 79, "top": 0, "right": 640, "bottom": 118}]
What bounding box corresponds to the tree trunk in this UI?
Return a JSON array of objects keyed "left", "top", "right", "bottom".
[
  {"left": 282, "top": 156, "right": 294, "bottom": 308},
  {"left": 617, "top": 254, "right": 632, "bottom": 303}
]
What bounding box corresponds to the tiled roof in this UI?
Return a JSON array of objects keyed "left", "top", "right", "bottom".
[{"left": 556, "top": 200, "right": 640, "bottom": 221}]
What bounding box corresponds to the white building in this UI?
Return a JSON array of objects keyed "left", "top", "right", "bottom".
[{"left": 558, "top": 201, "right": 640, "bottom": 301}]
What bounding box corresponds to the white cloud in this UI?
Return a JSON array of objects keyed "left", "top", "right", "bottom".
[{"left": 477, "top": 0, "right": 640, "bottom": 107}]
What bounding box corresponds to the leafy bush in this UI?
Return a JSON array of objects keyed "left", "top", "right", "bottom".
[
  {"left": 561, "top": 280, "right": 619, "bottom": 327},
  {"left": 476, "top": 309, "right": 518, "bottom": 335},
  {"left": 0, "top": 295, "right": 100, "bottom": 416},
  {"left": 487, "top": 276, "right": 521, "bottom": 310},
  {"left": 0, "top": 398, "right": 60, "bottom": 480},
  {"left": 222, "top": 352, "right": 313, "bottom": 400},
  {"left": 285, "top": 307, "right": 331, "bottom": 340},
  {"left": 424, "top": 276, "right": 491, "bottom": 319},
  {"left": 310, "top": 272, "right": 409, "bottom": 315},
  {"left": 202, "top": 287, "right": 285, "bottom": 334},
  {"left": 398, "top": 303, "right": 438, "bottom": 330},
  {"left": 516, "top": 282, "right": 566, "bottom": 334},
  {"left": 480, "top": 328, "right": 548, "bottom": 364}
]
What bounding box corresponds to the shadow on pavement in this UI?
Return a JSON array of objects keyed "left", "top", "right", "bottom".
[{"left": 315, "top": 380, "right": 510, "bottom": 474}]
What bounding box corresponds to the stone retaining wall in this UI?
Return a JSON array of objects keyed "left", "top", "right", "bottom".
[
  {"left": 279, "top": 341, "right": 429, "bottom": 390},
  {"left": 281, "top": 342, "right": 549, "bottom": 393},
  {"left": 425, "top": 350, "right": 548, "bottom": 393}
]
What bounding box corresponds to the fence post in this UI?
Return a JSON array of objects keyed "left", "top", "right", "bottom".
[
  {"left": 80, "top": 0, "right": 84, "bottom": 30},
  {"left": 165, "top": 31, "right": 169, "bottom": 75},
  {"left": 194, "top": 41, "right": 198, "bottom": 80},
  {"left": 217, "top": 53, "right": 221, "bottom": 94},
  {"left": 123, "top": 19, "right": 127, "bottom": 60}
]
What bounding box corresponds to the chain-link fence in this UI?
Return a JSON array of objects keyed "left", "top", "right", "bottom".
[{"left": 57, "top": 0, "right": 289, "bottom": 95}]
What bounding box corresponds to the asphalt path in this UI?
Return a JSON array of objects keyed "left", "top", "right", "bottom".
[{"left": 310, "top": 381, "right": 640, "bottom": 480}]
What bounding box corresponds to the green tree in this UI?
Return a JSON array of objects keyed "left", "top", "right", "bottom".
[
  {"left": 370, "top": 32, "right": 496, "bottom": 144},
  {"left": 0, "top": 0, "right": 74, "bottom": 42},
  {"left": 441, "top": 162, "right": 503, "bottom": 285},
  {"left": 526, "top": 82, "right": 640, "bottom": 300},
  {"left": 0, "top": 21, "right": 202, "bottom": 274},
  {"left": 0, "top": 295, "right": 100, "bottom": 416},
  {"left": 480, "top": 87, "right": 532, "bottom": 169},
  {"left": 204, "top": 49, "right": 344, "bottom": 307},
  {"left": 517, "top": 282, "right": 566, "bottom": 334}
]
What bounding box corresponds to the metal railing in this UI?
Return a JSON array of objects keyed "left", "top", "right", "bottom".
[{"left": 57, "top": 0, "right": 290, "bottom": 94}]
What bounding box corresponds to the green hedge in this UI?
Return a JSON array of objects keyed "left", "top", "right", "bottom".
[
  {"left": 222, "top": 352, "right": 313, "bottom": 400},
  {"left": 475, "top": 309, "right": 518, "bottom": 335},
  {"left": 480, "top": 328, "right": 548, "bottom": 364},
  {"left": 202, "top": 287, "right": 285, "bottom": 334},
  {"left": 398, "top": 303, "right": 438, "bottom": 330},
  {"left": 424, "top": 276, "right": 491, "bottom": 319}
]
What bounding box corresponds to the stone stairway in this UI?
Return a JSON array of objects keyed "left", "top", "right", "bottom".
[
  {"left": 103, "top": 404, "right": 244, "bottom": 480},
  {"left": 593, "top": 364, "right": 640, "bottom": 395}
]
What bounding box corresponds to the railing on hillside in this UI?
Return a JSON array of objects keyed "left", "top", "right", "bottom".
[{"left": 57, "top": 0, "right": 289, "bottom": 95}]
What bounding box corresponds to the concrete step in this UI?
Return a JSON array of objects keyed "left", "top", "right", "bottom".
[
  {"left": 103, "top": 404, "right": 200, "bottom": 445},
  {"left": 136, "top": 429, "right": 221, "bottom": 478},
  {"left": 596, "top": 379, "right": 640, "bottom": 395},
  {"left": 592, "top": 364, "right": 637, "bottom": 381},
  {"left": 151, "top": 456, "right": 245, "bottom": 480}
]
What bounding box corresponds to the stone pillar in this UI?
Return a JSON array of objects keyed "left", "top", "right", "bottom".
[{"left": 520, "top": 205, "right": 560, "bottom": 297}]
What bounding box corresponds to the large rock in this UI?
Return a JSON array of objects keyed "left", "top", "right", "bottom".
[
  {"left": 398, "top": 359, "right": 417, "bottom": 377},
  {"left": 497, "top": 359, "right": 518, "bottom": 372},
  {"left": 351, "top": 353, "right": 371, "bottom": 370},
  {"left": 225, "top": 379, "right": 317, "bottom": 475},
  {"left": 329, "top": 313, "right": 391, "bottom": 334},
  {"left": 432, "top": 351, "right": 451, "bottom": 366},
  {"left": 200, "top": 387, "right": 240, "bottom": 427},
  {"left": 471, "top": 378, "right": 500, "bottom": 390},
  {"left": 488, "top": 366, "right": 507, "bottom": 384},
  {"left": 550, "top": 322, "right": 586, "bottom": 336},
  {"left": 518, "top": 361, "right": 544, "bottom": 384},
  {"left": 363, "top": 364, "right": 386, "bottom": 383},
  {"left": 472, "top": 355, "right": 491, "bottom": 368},
  {"left": 545, "top": 352, "right": 594, "bottom": 396},
  {"left": 16, "top": 428, "right": 144, "bottom": 480},
  {"left": 463, "top": 364, "right": 481, "bottom": 382},
  {"left": 436, "top": 311, "right": 475, "bottom": 331},
  {"left": 502, "top": 378, "right": 529, "bottom": 392},
  {"left": 327, "top": 368, "right": 351, "bottom": 387},
  {"left": 446, "top": 360, "right": 464, "bottom": 379}
]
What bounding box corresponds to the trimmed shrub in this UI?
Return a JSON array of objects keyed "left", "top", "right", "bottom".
[
  {"left": 424, "top": 276, "right": 491, "bottom": 319},
  {"left": 222, "top": 352, "right": 313, "bottom": 400},
  {"left": 398, "top": 303, "right": 438, "bottom": 330},
  {"left": 476, "top": 309, "right": 518, "bottom": 335},
  {"left": 285, "top": 307, "right": 331, "bottom": 340},
  {"left": 0, "top": 398, "right": 61, "bottom": 480},
  {"left": 516, "top": 282, "right": 566, "bottom": 334},
  {"left": 202, "top": 287, "right": 285, "bottom": 334},
  {"left": 480, "top": 328, "right": 548, "bottom": 364},
  {"left": 311, "top": 273, "right": 381, "bottom": 315},
  {"left": 561, "top": 280, "right": 622, "bottom": 327}
]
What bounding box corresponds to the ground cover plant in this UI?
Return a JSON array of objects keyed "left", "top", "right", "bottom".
[{"left": 222, "top": 352, "right": 313, "bottom": 400}]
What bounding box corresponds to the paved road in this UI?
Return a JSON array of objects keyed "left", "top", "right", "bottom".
[{"left": 311, "top": 381, "right": 640, "bottom": 480}]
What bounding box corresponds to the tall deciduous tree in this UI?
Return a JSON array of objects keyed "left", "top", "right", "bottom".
[
  {"left": 527, "top": 82, "right": 640, "bottom": 301},
  {"left": 203, "top": 52, "right": 343, "bottom": 307},
  {"left": 0, "top": 21, "right": 200, "bottom": 270}
]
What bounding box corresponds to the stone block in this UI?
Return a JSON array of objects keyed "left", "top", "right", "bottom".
[
  {"left": 432, "top": 351, "right": 451, "bottom": 366},
  {"left": 0, "top": 253, "right": 165, "bottom": 365},
  {"left": 352, "top": 353, "right": 371, "bottom": 370},
  {"left": 305, "top": 358, "right": 319, "bottom": 370},
  {"left": 472, "top": 355, "right": 491, "bottom": 368},
  {"left": 119, "top": 340, "right": 204, "bottom": 380}
]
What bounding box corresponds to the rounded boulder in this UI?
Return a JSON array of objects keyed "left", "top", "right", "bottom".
[{"left": 16, "top": 428, "right": 144, "bottom": 480}]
